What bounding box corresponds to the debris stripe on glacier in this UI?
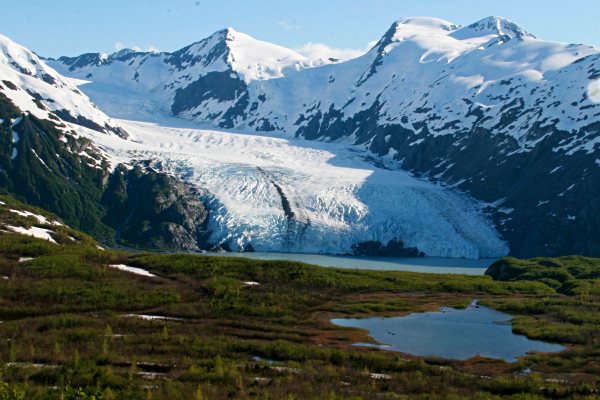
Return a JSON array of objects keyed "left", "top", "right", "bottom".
[{"left": 81, "top": 117, "right": 508, "bottom": 259}]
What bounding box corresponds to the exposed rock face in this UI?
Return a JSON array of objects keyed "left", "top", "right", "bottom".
[
  {"left": 171, "top": 70, "right": 249, "bottom": 129},
  {"left": 0, "top": 100, "right": 113, "bottom": 240},
  {"left": 360, "top": 120, "right": 600, "bottom": 258},
  {"left": 103, "top": 164, "right": 210, "bottom": 251},
  {"left": 0, "top": 34, "right": 217, "bottom": 252},
  {"left": 0, "top": 92, "right": 212, "bottom": 251}
]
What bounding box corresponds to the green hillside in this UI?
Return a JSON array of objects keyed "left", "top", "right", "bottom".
[{"left": 0, "top": 196, "right": 598, "bottom": 399}]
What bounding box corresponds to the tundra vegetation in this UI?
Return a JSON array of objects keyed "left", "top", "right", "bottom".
[{"left": 0, "top": 196, "right": 598, "bottom": 399}]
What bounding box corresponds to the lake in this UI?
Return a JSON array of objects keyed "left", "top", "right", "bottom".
[
  {"left": 208, "top": 252, "right": 494, "bottom": 275},
  {"left": 331, "top": 301, "right": 565, "bottom": 361}
]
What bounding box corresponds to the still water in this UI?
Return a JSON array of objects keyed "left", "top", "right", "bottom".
[
  {"left": 331, "top": 302, "right": 565, "bottom": 361},
  {"left": 209, "top": 252, "right": 494, "bottom": 275}
]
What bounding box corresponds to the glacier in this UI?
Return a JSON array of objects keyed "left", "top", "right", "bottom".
[
  {"left": 3, "top": 17, "right": 599, "bottom": 258},
  {"left": 41, "top": 27, "right": 512, "bottom": 258},
  {"left": 78, "top": 106, "right": 508, "bottom": 258}
]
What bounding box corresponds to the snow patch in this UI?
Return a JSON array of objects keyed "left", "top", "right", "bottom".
[
  {"left": 31, "top": 150, "right": 50, "bottom": 170},
  {"left": 106, "top": 264, "right": 156, "bottom": 277},
  {"left": 124, "top": 314, "right": 182, "bottom": 321},
  {"left": 589, "top": 79, "right": 600, "bottom": 103},
  {"left": 8, "top": 209, "right": 62, "bottom": 225},
  {"left": 368, "top": 373, "right": 392, "bottom": 380},
  {"left": 5, "top": 225, "right": 57, "bottom": 243},
  {"left": 11, "top": 116, "right": 23, "bottom": 128},
  {"left": 497, "top": 207, "right": 514, "bottom": 215}
]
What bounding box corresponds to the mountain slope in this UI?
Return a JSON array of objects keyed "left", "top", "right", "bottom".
[
  {"left": 0, "top": 194, "right": 100, "bottom": 248},
  {"left": 49, "top": 16, "right": 600, "bottom": 257},
  {"left": 7, "top": 32, "right": 507, "bottom": 258},
  {"left": 0, "top": 35, "right": 211, "bottom": 250},
  {"left": 49, "top": 28, "right": 319, "bottom": 128},
  {"left": 0, "top": 34, "right": 127, "bottom": 137}
]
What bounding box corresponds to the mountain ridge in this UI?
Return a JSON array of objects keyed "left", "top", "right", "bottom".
[
  {"left": 5, "top": 15, "right": 600, "bottom": 257},
  {"left": 0, "top": 35, "right": 215, "bottom": 251}
]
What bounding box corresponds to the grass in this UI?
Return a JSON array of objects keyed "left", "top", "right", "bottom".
[
  {"left": 0, "top": 209, "right": 598, "bottom": 398},
  {"left": 487, "top": 256, "right": 600, "bottom": 294}
]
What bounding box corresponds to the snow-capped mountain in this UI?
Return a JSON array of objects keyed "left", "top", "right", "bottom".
[
  {"left": 46, "top": 16, "right": 600, "bottom": 258},
  {"left": 47, "top": 16, "right": 600, "bottom": 142},
  {"left": 1, "top": 32, "right": 506, "bottom": 258},
  {"left": 44, "top": 27, "right": 511, "bottom": 258},
  {"left": 0, "top": 34, "right": 213, "bottom": 251},
  {"left": 49, "top": 28, "right": 323, "bottom": 127},
  {"left": 0, "top": 34, "right": 126, "bottom": 137}
]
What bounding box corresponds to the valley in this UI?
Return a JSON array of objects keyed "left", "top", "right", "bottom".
[
  {"left": 46, "top": 16, "right": 600, "bottom": 258},
  {"left": 0, "top": 198, "right": 598, "bottom": 399},
  {"left": 0, "top": 7, "right": 599, "bottom": 398}
]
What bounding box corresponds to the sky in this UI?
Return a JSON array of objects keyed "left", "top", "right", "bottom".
[{"left": 1, "top": 0, "right": 599, "bottom": 59}]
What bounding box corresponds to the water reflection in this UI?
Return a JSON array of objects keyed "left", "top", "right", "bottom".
[
  {"left": 331, "top": 301, "right": 565, "bottom": 361},
  {"left": 208, "top": 252, "right": 493, "bottom": 275}
]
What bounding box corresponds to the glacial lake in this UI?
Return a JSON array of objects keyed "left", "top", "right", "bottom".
[
  {"left": 331, "top": 302, "right": 565, "bottom": 362},
  {"left": 208, "top": 252, "right": 494, "bottom": 275}
]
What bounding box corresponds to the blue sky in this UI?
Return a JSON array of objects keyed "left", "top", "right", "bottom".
[{"left": 2, "top": 0, "right": 599, "bottom": 58}]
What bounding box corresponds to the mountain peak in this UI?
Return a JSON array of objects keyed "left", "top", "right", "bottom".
[
  {"left": 393, "top": 16, "right": 460, "bottom": 32},
  {"left": 372, "top": 17, "right": 459, "bottom": 52},
  {"left": 111, "top": 48, "right": 136, "bottom": 58},
  {"left": 211, "top": 27, "right": 237, "bottom": 40},
  {"left": 452, "top": 16, "right": 535, "bottom": 40},
  {"left": 224, "top": 26, "right": 237, "bottom": 36},
  {"left": 167, "top": 27, "right": 308, "bottom": 83},
  {"left": 200, "top": 27, "right": 263, "bottom": 52}
]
